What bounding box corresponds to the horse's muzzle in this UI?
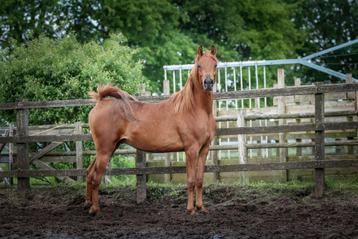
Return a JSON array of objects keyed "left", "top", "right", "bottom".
[{"left": 203, "top": 78, "right": 214, "bottom": 91}]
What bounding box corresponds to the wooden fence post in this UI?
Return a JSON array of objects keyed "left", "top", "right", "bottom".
[
  {"left": 294, "top": 78, "right": 303, "bottom": 158},
  {"left": 212, "top": 91, "right": 220, "bottom": 183},
  {"left": 211, "top": 138, "right": 220, "bottom": 183},
  {"left": 164, "top": 153, "right": 172, "bottom": 183},
  {"left": 354, "top": 74, "right": 358, "bottom": 154},
  {"left": 16, "top": 108, "right": 30, "bottom": 191},
  {"left": 346, "top": 74, "right": 355, "bottom": 155},
  {"left": 314, "top": 85, "right": 325, "bottom": 198},
  {"left": 75, "top": 122, "right": 83, "bottom": 181},
  {"left": 237, "top": 109, "right": 248, "bottom": 184},
  {"left": 9, "top": 124, "right": 14, "bottom": 185},
  {"left": 136, "top": 150, "right": 146, "bottom": 203},
  {"left": 163, "top": 79, "right": 172, "bottom": 183},
  {"left": 277, "top": 69, "right": 289, "bottom": 181}
]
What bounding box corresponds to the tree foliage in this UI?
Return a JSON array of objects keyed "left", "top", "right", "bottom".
[
  {"left": 0, "top": 0, "right": 356, "bottom": 103},
  {"left": 176, "top": 0, "right": 303, "bottom": 59},
  {"left": 292, "top": 0, "right": 358, "bottom": 82},
  {"left": 0, "top": 34, "right": 144, "bottom": 124}
]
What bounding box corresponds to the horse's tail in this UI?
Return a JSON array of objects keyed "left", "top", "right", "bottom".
[{"left": 89, "top": 85, "right": 137, "bottom": 102}]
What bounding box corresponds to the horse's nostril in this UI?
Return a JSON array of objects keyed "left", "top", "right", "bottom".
[{"left": 205, "top": 78, "right": 214, "bottom": 85}]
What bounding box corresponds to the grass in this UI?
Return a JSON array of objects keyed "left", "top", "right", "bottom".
[{"left": 2, "top": 168, "right": 358, "bottom": 199}]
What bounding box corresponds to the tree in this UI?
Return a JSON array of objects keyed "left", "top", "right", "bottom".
[
  {"left": 0, "top": 0, "right": 103, "bottom": 47},
  {"left": 100, "top": 0, "right": 179, "bottom": 46},
  {"left": 0, "top": 34, "right": 145, "bottom": 124},
  {"left": 175, "top": 0, "right": 304, "bottom": 60},
  {"left": 292, "top": 0, "right": 358, "bottom": 83},
  {"left": 0, "top": 0, "right": 307, "bottom": 91}
]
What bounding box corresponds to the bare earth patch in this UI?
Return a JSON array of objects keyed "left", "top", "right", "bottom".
[{"left": 0, "top": 185, "right": 357, "bottom": 239}]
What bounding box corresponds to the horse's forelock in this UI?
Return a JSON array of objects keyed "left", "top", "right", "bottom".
[{"left": 195, "top": 52, "right": 218, "bottom": 65}]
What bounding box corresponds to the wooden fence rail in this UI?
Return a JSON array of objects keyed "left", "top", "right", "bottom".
[
  {"left": 0, "top": 122, "right": 357, "bottom": 144},
  {"left": 1, "top": 159, "right": 358, "bottom": 178},
  {"left": 0, "top": 82, "right": 358, "bottom": 202},
  {"left": 0, "top": 83, "right": 357, "bottom": 110}
]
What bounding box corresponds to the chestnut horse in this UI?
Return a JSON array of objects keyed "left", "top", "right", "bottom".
[{"left": 86, "top": 46, "right": 218, "bottom": 215}]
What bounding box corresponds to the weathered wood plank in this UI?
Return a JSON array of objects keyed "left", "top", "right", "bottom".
[
  {"left": 8, "top": 124, "right": 14, "bottom": 185},
  {"left": 314, "top": 92, "right": 325, "bottom": 198},
  {"left": 0, "top": 131, "right": 8, "bottom": 152},
  {"left": 237, "top": 109, "right": 248, "bottom": 184},
  {"left": 241, "top": 111, "right": 358, "bottom": 121},
  {"left": 39, "top": 156, "right": 76, "bottom": 163},
  {"left": 217, "top": 124, "right": 315, "bottom": 135},
  {"left": 16, "top": 109, "right": 30, "bottom": 191},
  {"left": 0, "top": 134, "right": 92, "bottom": 143},
  {"left": 1, "top": 83, "right": 357, "bottom": 110},
  {"left": 1, "top": 122, "right": 358, "bottom": 145},
  {"left": 75, "top": 122, "right": 83, "bottom": 181},
  {"left": 136, "top": 150, "right": 147, "bottom": 203},
  {"left": 1, "top": 159, "right": 358, "bottom": 178},
  {"left": 0, "top": 99, "right": 95, "bottom": 110},
  {"left": 324, "top": 122, "right": 358, "bottom": 130},
  {"left": 277, "top": 69, "right": 288, "bottom": 181},
  {"left": 32, "top": 160, "right": 74, "bottom": 183},
  {"left": 29, "top": 141, "right": 63, "bottom": 163}
]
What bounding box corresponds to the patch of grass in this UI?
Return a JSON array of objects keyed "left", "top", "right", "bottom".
[
  {"left": 325, "top": 177, "right": 358, "bottom": 192},
  {"left": 247, "top": 180, "right": 314, "bottom": 192},
  {"left": 146, "top": 181, "right": 185, "bottom": 199},
  {"left": 109, "top": 155, "right": 136, "bottom": 186}
]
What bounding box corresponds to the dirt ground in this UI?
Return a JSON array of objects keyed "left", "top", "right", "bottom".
[{"left": 0, "top": 185, "right": 358, "bottom": 239}]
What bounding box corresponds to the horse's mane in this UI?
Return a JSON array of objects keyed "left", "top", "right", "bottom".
[{"left": 169, "top": 74, "right": 195, "bottom": 113}]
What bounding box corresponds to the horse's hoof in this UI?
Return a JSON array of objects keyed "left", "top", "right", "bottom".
[
  {"left": 84, "top": 200, "right": 92, "bottom": 209},
  {"left": 186, "top": 208, "right": 196, "bottom": 215},
  {"left": 88, "top": 206, "right": 100, "bottom": 216},
  {"left": 197, "top": 206, "right": 209, "bottom": 214}
]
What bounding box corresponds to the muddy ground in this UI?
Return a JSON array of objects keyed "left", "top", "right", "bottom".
[{"left": 0, "top": 185, "right": 358, "bottom": 239}]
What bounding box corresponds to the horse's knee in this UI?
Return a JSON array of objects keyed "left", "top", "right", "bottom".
[
  {"left": 91, "top": 176, "right": 101, "bottom": 189},
  {"left": 86, "top": 171, "right": 94, "bottom": 183},
  {"left": 187, "top": 179, "right": 195, "bottom": 191},
  {"left": 196, "top": 179, "right": 203, "bottom": 190}
]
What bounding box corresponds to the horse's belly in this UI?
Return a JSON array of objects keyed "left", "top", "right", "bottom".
[{"left": 124, "top": 125, "right": 184, "bottom": 153}]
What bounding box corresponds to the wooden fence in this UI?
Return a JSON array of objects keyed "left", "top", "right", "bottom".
[{"left": 0, "top": 82, "right": 358, "bottom": 202}]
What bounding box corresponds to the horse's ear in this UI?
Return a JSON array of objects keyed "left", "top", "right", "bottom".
[
  {"left": 197, "top": 46, "right": 203, "bottom": 57},
  {"left": 210, "top": 46, "right": 217, "bottom": 56}
]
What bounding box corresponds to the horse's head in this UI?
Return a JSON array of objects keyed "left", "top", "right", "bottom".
[{"left": 195, "top": 46, "right": 218, "bottom": 92}]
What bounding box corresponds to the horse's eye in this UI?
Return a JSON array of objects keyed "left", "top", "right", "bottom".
[
  {"left": 197, "top": 64, "right": 201, "bottom": 68},
  {"left": 215, "top": 64, "right": 217, "bottom": 68}
]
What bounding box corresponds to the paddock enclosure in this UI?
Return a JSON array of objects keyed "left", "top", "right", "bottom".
[
  {"left": 0, "top": 78, "right": 358, "bottom": 199},
  {"left": 0, "top": 42, "right": 358, "bottom": 238},
  {"left": 2, "top": 43, "right": 358, "bottom": 197}
]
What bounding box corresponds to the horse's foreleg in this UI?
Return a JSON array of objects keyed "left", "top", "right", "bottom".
[
  {"left": 185, "top": 145, "right": 199, "bottom": 214},
  {"left": 195, "top": 144, "right": 210, "bottom": 212},
  {"left": 88, "top": 152, "right": 111, "bottom": 215}
]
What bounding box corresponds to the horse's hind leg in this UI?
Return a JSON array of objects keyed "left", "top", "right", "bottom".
[
  {"left": 88, "top": 151, "right": 113, "bottom": 215},
  {"left": 84, "top": 159, "right": 96, "bottom": 209}
]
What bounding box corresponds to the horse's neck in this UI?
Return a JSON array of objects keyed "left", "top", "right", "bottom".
[{"left": 190, "top": 74, "right": 213, "bottom": 115}]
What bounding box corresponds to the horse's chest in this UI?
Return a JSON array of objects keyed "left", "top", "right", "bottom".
[{"left": 189, "top": 116, "right": 215, "bottom": 142}]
